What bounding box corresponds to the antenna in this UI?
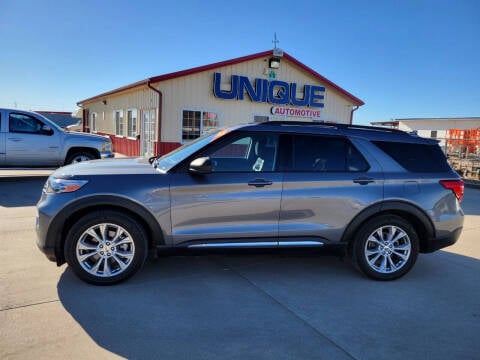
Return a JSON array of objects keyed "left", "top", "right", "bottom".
[
  {"left": 273, "top": 32, "right": 279, "bottom": 49},
  {"left": 272, "top": 33, "right": 283, "bottom": 57}
]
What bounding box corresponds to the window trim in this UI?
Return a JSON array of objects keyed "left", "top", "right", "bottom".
[
  {"left": 127, "top": 108, "right": 138, "bottom": 139},
  {"left": 90, "top": 112, "right": 97, "bottom": 132},
  {"left": 113, "top": 109, "right": 124, "bottom": 137}
]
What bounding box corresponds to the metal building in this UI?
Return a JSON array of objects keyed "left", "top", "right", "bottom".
[{"left": 77, "top": 50, "right": 364, "bottom": 157}]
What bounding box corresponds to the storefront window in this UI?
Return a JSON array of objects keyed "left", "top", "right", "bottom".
[{"left": 182, "top": 110, "right": 219, "bottom": 142}]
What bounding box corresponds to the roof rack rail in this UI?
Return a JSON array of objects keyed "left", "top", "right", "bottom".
[
  {"left": 260, "top": 120, "right": 407, "bottom": 134},
  {"left": 260, "top": 120, "right": 337, "bottom": 127}
]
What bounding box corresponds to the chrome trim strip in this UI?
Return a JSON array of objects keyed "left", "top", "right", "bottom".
[
  {"left": 278, "top": 241, "right": 324, "bottom": 247},
  {"left": 187, "top": 242, "right": 276, "bottom": 249}
]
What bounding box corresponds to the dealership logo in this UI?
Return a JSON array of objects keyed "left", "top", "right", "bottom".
[
  {"left": 271, "top": 106, "right": 321, "bottom": 119},
  {"left": 213, "top": 72, "right": 325, "bottom": 108}
]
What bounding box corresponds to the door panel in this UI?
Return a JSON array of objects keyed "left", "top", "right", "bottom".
[
  {"left": 169, "top": 172, "right": 283, "bottom": 245},
  {"left": 280, "top": 172, "right": 384, "bottom": 242},
  {"left": 279, "top": 134, "right": 384, "bottom": 243},
  {"left": 5, "top": 113, "right": 61, "bottom": 166},
  {"left": 169, "top": 131, "right": 282, "bottom": 246},
  {"left": 141, "top": 110, "right": 155, "bottom": 157}
]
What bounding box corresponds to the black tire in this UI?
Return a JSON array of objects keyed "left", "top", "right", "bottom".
[
  {"left": 65, "top": 150, "right": 96, "bottom": 165},
  {"left": 64, "top": 210, "right": 148, "bottom": 285},
  {"left": 351, "top": 215, "right": 419, "bottom": 281}
]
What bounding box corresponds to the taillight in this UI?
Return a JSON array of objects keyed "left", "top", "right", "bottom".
[{"left": 440, "top": 180, "right": 464, "bottom": 202}]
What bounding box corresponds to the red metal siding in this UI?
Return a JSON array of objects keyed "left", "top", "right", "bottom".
[{"left": 96, "top": 132, "right": 180, "bottom": 157}]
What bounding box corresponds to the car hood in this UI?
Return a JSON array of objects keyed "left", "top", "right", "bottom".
[
  {"left": 52, "top": 157, "right": 158, "bottom": 177},
  {"left": 63, "top": 131, "right": 109, "bottom": 142}
]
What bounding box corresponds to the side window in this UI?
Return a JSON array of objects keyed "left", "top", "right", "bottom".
[
  {"left": 206, "top": 133, "right": 279, "bottom": 172},
  {"left": 9, "top": 113, "right": 44, "bottom": 134},
  {"left": 291, "top": 135, "right": 369, "bottom": 172},
  {"left": 372, "top": 141, "right": 449, "bottom": 172}
]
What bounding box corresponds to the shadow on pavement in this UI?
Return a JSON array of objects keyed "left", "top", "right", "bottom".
[
  {"left": 0, "top": 178, "right": 46, "bottom": 207},
  {"left": 57, "top": 251, "right": 480, "bottom": 360}
]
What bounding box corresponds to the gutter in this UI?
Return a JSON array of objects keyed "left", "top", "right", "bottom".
[
  {"left": 350, "top": 105, "right": 359, "bottom": 124},
  {"left": 147, "top": 81, "right": 163, "bottom": 149}
]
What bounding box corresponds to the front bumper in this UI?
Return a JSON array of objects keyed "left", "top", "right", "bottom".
[{"left": 100, "top": 151, "right": 115, "bottom": 159}]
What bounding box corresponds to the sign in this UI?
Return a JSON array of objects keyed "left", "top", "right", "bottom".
[
  {"left": 213, "top": 72, "right": 325, "bottom": 108},
  {"left": 271, "top": 106, "right": 321, "bottom": 119}
]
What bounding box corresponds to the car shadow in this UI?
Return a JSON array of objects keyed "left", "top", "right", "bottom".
[
  {"left": 57, "top": 250, "right": 480, "bottom": 360},
  {"left": 0, "top": 177, "right": 46, "bottom": 207}
]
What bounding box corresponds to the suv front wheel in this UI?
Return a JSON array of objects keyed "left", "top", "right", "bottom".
[
  {"left": 352, "top": 215, "right": 419, "bottom": 280},
  {"left": 64, "top": 210, "right": 148, "bottom": 285}
]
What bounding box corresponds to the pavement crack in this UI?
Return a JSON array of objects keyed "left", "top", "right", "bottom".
[{"left": 0, "top": 299, "right": 60, "bottom": 312}]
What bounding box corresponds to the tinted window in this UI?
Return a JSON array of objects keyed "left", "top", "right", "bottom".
[
  {"left": 373, "top": 141, "right": 450, "bottom": 172},
  {"left": 291, "top": 135, "right": 369, "bottom": 172},
  {"left": 205, "top": 133, "right": 279, "bottom": 172},
  {"left": 9, "top": 113, "right": 44, "bottom": 134}
]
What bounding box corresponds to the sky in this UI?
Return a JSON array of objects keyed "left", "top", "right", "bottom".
[{"left": 0, "top": 0, "right": 478, "bottom": 125}]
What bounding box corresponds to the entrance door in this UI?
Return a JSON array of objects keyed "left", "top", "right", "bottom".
[{"left": 141, "top": 110, "right": 155, "bottom": 157}]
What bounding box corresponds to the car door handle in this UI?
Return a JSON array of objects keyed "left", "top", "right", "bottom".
[
  {"left": 248, "top": 179, "right": 273, "bottom": 187},
  {"left": 353, "top": 176, "right": 375, "bottom": 185},
  {"left": 8, "top": 138, "right": 22, "bottom": 142}
]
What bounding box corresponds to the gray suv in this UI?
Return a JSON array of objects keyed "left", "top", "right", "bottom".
[{"left": 36, "top": 121, "right": 464, "bottom": 284}]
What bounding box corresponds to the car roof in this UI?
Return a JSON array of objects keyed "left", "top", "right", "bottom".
[{"left": 237, "top": 121, "right": 439, "bottom": 144}]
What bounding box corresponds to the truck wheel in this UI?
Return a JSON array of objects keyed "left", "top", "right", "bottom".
[
  {"left": 64, "top": 210, "right": 148, "bottom": 285},
  {"left": 66, "top": 151, "right": 96, "bottom": 164},
  {"left": 352, "top": 215, "right": 419, "bottom": 280}
]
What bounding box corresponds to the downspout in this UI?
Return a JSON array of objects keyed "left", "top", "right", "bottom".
[
  {"left": 147, "top": 80, "right": 163, "bottom": 153},
  {"left": 350, "top": 105, "right": 359, "bottom": 125}
]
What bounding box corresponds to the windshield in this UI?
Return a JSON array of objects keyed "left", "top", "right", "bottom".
[{"left": 155, "top": 128, "right": 231, "bottom": 172}]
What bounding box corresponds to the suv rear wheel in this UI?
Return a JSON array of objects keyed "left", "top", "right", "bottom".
[
  {"left": 64, "top": 210, "right": 148, "bottom": 285},
  {"left": 352, "top": 215, "right": 419, "bottom": 280}
]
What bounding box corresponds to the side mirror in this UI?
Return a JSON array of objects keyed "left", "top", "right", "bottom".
[
  {"left": 189, "top": 157, "right": 212, "bottom": 174},
  {"left": 41, "top": 125, "right": 53, "bottom": 135}
]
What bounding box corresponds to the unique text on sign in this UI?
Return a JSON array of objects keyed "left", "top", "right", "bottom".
[{"left": 213, "top": 73, "right": 325, "bottom": 108}]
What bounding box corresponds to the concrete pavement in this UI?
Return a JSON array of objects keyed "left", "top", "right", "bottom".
[{"left": 0, "top": 179, "right": 479, "bottom": 359}]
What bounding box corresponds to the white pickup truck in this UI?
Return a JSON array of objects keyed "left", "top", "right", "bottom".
[{"left": 0, "top": 108, "right": 113, "bottom": 166}]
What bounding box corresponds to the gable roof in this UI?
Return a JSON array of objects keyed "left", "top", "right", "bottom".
[{"left": 78, "top": 50, "right": 364, "bottom": 106}]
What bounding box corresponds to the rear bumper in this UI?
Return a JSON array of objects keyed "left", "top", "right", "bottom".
[{"left": 421, "top": 227, "right": 463, "bottom": 253}]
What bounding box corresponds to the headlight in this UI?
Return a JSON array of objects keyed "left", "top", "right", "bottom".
[
  {"left": 101, "top": 141, "right": 111, "bottom": 152},
  {"left": 43, "top": 178, "right": 88, "bottom": 194}
]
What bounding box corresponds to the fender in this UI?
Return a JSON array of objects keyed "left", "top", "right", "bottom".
[
  {"left": 48, "top": 195, "right": 166, "bottom": 265},
  {"left": 341, "top": 200, "right": 435, "bottom": 246}
]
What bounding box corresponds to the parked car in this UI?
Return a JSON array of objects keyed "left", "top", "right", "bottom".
[
  {"left": 36, "top": 121, "right": 464, "bottom": 285},
  {"left": 0, "top": 108, "right": 113, "bottom": 166}
]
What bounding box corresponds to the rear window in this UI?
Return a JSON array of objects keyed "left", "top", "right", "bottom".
[{"left": 373, "top": 141, "right": 450, "bottom": 172}]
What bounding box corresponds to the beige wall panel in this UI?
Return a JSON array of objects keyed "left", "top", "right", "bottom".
[
  {"left": 157, "top": 56, "right": 355, "bottom": 142},
  {"left": 84, "top": 88, "right": 159, "bottom": 136}
]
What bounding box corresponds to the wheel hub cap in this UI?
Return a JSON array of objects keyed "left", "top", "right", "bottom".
[
  {"left": 364, "top": 225, "right": 411, "bottom": 274},
  {"left": 76, "top": 223, "right": 135, "bottom": 278}
]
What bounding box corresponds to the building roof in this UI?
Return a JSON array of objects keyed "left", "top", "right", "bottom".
[
  {"left": 36, "top": 111, "right": 81, "bottom": 128},
  {"left": 77, "top": 50, "right": 364, "bottom": 106}
]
